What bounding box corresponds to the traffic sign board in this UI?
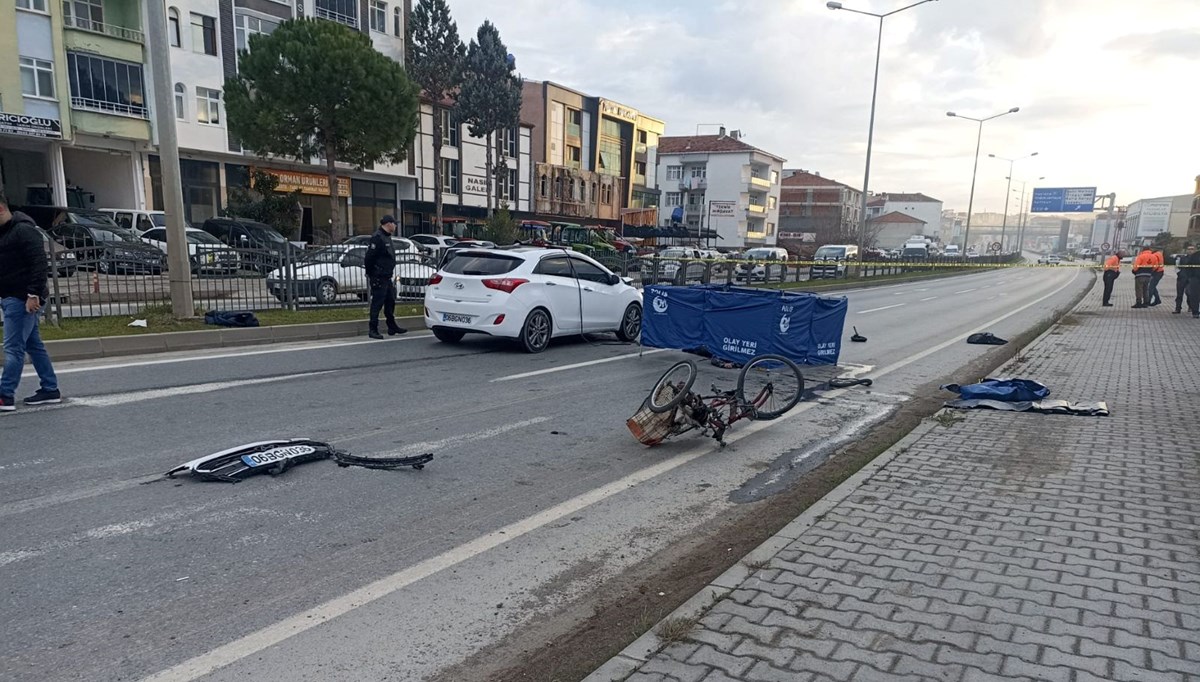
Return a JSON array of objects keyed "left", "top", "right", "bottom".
[
  {"left": 1101, "top": 242, "right": 1111, "bottom": 250},
  {"left": 1031, "top": 187, "right": 1097, "bottom": 213},
  {"left": 989, "top": 242, "right": 1002, "bottom": 253}
]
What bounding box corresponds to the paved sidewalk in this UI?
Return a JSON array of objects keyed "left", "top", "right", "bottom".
[{"left": 587, "top": 278, "right": 1200, "bottom": 682}]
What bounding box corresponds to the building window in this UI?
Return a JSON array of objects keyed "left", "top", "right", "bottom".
[
  {"left": 191, "top": 13, "right": 217, "bottom": 55},
  {"left": 500, "top": 126, "right": 518, "bottom": 158},
  {"left": 369, "top": 0, "right": 386, "bottom": 32},
  {"left": 315, "top": 0, "right": 358, "bottom": 29},
  {"left": 19, "top": 57, "right": 55, "bottom": 99},
  {"left": 235, "top": 14, "right": 279, "bottom": 54},
  {"left": 439, "top": 109, "right": 458, "bottom": 147},
  {"left": 567, "top": 145, "right": 581, "bottom": 170},
  {"left": 600, "top": 183, "right": 613, "bottom": 206},
  {"left": 393, "top": 6, "right": 402, "bottom": 36},
  {"left": 167, "top": 8, "right": 181, "bottom": 46},
  {"left": 767, "top": 222, "right": 776, "bottom": 236},
  {"left": 173, "top": 83, "right": 185, "bottom": 120},
  {"left": 16, "top": 0, "right": 48, "bottom": 12},
  {"left": 196, "top": 87, "right": 221, "bottom": 125},
  {"left": 634, "top": 160, "right": 646, "bottom": 184},
  {"left": 771, "top": 170, "right": 779, "bottom": 185},
  {"left": 690, "top": 166, "right": 707, "bottom": 179},
  {"left": 664, "top": 192, "right": 682, "bottom": 207},
  {"left": 66, "top": 52, "right": 147, "bottom": 118},
  {"left": 440, "top": 158, "right": 460, "bottom": 194},
  {"left": 638, "top": 129, "right": 647, "bottom": 145},
  {"left": 768, "top": 196, "right": 777, "bottom": 210},
  {"left": 351, "top": 179, "right": 397, "bottom": 234},
  {"left": 666, "top": 166, "right": 682, "bottom": 181},
  {"left": 688, "top": 192, "right": 705, "bottom": 208},
  {"left": 500, "top": 169, "right": 518, "bottom": 202},
  {"left": 597, "top": 140, "right": 621, "bottom": 176},
  {"left": 65, "top": 0, "right": 103, "bottom": 31}
]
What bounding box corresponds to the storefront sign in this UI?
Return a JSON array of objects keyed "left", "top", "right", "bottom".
[
  {"left": 600, "top": 100, "right": 639, "bottom": 123},
  {"left": 0, "top": 112, "right": 62, "bottom": 139},
  {"left": 259, "top": 168, "right": 350, "bottom": 197},
  {"left": 709, "top": 201, "right": 737, "bottom": 218},
  {"left": 464, "top": 175, "right": 488, "bottom": 196}
]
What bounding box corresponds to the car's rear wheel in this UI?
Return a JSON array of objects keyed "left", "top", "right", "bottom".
[
  {"left": 433, "top": 328, "right": 465, "bottom": 344},
  {"left": 316, "top": 278, "right": 338, "bottom": 305},
  {"left": 520, "top": 308, "right": 551, "bottom": 353},
  {"left": 617, "top": 302, "right": 642, "bottom": 342}
]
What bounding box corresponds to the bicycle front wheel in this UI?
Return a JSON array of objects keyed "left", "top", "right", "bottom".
[
  {"left": 647, "top": 360, "right": 697, "bottom": 413},
  {"left": 737, "top": 354, "right": 804, "bottom": 420}
]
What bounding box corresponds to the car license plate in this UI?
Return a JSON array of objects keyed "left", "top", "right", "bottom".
[
  {"left": 442, "top": 313, "right": 473, "bottom": 324},
  {"left": 240, "top": 444, "right": 316, "bottom": 468}
]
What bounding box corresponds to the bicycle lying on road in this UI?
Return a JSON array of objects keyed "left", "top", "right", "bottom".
[{"left": 627, "top": 354, "right": 805, "bottom": 447}]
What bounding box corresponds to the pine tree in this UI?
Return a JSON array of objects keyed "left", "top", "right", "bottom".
[
  {"left": 225, "top": 19, "right": 419, "bottom": 241},
  {"left": 457, "top": 21, "right": 523, "bottom": 216},
  {"left": 408, "top": 0, "right": 466, "bottom": 235}
]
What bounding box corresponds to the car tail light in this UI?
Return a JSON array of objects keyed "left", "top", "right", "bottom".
[
  {"left": 482, "top": 278, "right": 529, "bottom": 294},
  {"left": 493, "top": 314, "right": 505, "bottom": 325},
  {"left": 428, "top": 274, "right": 443, "bottom": 285}
]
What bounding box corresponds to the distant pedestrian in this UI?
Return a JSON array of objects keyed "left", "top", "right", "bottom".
[
  {"left": 1101, "top": 251, "right": 1121, "bottom": 307},
  {"left": 1185, "top": 245, "right": 1200, "bottom": 319},
  {"left": 1148, "top": 247, "right": 1165, "bottom": 306},
  {"left": 1131, "top": 247, "right": 1155, "bottom": 309},
  {"left": 0, "top": 192, "right": 61, "bottom": 411},
  {"left": 1173, "top": 244, "right": 1193, "bottom": 314},
  {"left": 364, "top": 214, "right": 405, "bottom": 340}
]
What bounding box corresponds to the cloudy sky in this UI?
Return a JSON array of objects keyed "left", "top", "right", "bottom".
[{"left": 448, "top": 0, "right": 1198, "bottom": 214}]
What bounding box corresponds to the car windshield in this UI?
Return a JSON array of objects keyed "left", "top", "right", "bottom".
[
  {"left": 188, "top": 231, "right": 223, "bottom": 245},
  {"left": 92, "top": 226, "right": 141, "bottom": 243},
  {"left": 441, "top": 252, "right": 522, "bottom": 275},
  {"left": 813, "top": 247, "right": 846, "bottom": 259},
  {"left": 249, "top": 226, "right": 286, "bottom": 243},
  {"left": 72, "top": 212, "right": 120, "bottom": 228},
  {"left": 660, "top": 249, "right": 689, "bottom": 258},
  {"left": 151, "top": 214, "right": 167, "bottom": 227}
]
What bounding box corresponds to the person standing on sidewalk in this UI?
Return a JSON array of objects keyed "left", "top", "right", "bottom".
[
  {"left": 0, "top": 192, "right": 61, "bottom": 411},
  {"left": 1101, "top": 251, "right": 1121, "bottom": 307},
  {"left": 1148, "top": 247, "right": 1166, "bottom": 306},
  {"left": 1185, "top": 244, "right": 1200, "bottom": 318},
  {"left": 363, "top": 214, "right": 405, "bottom": 340},
  {"left": 1173, "top": 244, "right": 1193, "bottom": 314},
  {"left": 1132, "top": 247, "right": 1155, "bottom": 309}
]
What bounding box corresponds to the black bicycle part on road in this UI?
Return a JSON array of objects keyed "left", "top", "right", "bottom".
[
  {"left": 736, "top": 354, "right": 805, "bottom": 421},
  {"left": 648, "top": 360, "right": 698, "bottom": 413}
]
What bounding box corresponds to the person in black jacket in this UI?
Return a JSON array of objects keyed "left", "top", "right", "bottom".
[
  {"left": 0, "top": 192, "right": 61, "bottom": 411},
  {"left": 1173, "top": 244, "right": 1193, "bottom": 314},
  {"left": 1185, "top": 244, "right": 1200, "bottom": 319},
  {"left": 363, "top": 215, "right": 405, "bottom": 339}
]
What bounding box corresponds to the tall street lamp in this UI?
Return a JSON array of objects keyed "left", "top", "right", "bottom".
[
  {"left": 828, "top": 0, "right": 938, "bottom": 255},
  {"left": 988, "top": 151, "right": 1038, "bottom": 252},
  {"left": 1013, "top": 175, "right": 1045, "bottom": 254},
  {"left": 946, "top": 107, "right": 1020, "bottom": 255}
]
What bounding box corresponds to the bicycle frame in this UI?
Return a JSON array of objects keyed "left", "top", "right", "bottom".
[{"left": 672, "top": 383, "right": 774, "bottom": 445}]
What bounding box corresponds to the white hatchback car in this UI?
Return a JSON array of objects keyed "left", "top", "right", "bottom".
[{"left": 424, "top": 247, "right": 643, "bottom": 353}]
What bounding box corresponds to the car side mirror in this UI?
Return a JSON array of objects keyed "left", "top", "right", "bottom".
[{"left": 608, "top": 273, "right": 621, "bottom": 286}]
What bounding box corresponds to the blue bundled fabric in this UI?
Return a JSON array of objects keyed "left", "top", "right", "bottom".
[
  {"left": 641, "top": 284, "right": 847, "bottom": 366},
  {"left": 941, "top": 377, "right": 1050, "bottom": 402}
]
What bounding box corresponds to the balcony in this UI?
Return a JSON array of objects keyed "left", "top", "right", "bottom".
[
  {"left": 71, "top": 96, "right": 147, "bottom": 119},
  {"left": 749, "top": 176, "right": 772, "bottom": 192},
  {"left": 63, "top": 13, "right": 144, "bottom": 43},
  {"left": 747, "top": 204, "right": 767, "bottom": 216},
  {"left": 679, "top": 177, "right": 707, "bottom": 191},
  {"left": 314, "top": 5, "right": 358, "bottom": 29}
]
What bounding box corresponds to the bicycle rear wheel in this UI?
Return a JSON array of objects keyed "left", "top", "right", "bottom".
[
  {"left": 737, "top": 354, "right": 804, "bottom": 420},
  {"left": 647, "top": 360, "right": 697, "bottom": 413}
]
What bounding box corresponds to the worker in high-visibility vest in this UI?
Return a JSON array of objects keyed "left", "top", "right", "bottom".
[
  {"left": 1101, "top": 252, "right": 1121, "bottom": 307},
  {"left": 1131, "top": 247, "right": 1156, "bottom": 308}
]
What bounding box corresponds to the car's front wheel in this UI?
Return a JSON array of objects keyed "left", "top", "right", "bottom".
[
  {"left": 617, "top": 302, "right": 642, "bottom": 342},
  {"left": 315, "top": 278, "right": 338, "bottom": 304},
  {"left": 519, "top": 308, "right": 552, "bottom": 353}
]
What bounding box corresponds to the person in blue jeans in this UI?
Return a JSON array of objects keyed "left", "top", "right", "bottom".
[{"left": 0, "top": 192, "right": 60, "bottom": 411}]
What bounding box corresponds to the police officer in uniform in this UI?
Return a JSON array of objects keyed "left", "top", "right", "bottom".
[
  {"left": 364, "top": 215, "right": 406, "bottom": 339},
  {"left": 1173, "top": 244, "right": 1193, "bottom": 314}
]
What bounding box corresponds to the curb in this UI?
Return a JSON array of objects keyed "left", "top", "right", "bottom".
[
  {"left": 42, "top": 315, "right": 426, "bottom": 361},
  {"left": 583, "top": 419, "right": 944, "bottom": 682}
]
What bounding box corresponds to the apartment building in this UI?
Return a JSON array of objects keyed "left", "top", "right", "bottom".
[
  {"left": 864, "top": 192, "right": 943, "bottom": 239},
  {"left": 655, "top": 129, "right": 784, "bottom": 248},
  {"left": 521, "top": 80, "right": 664, "bottom": 224},
  {"left": 778, "top": 170, "right": 861, "bottom": 244},
  {"left": 2, "top": 0, "right": 532, "bottom": 242}
]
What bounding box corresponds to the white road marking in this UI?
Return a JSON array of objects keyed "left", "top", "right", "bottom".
[
  {"left": 137, "top": 269, "right": 1086, "bottom": 682},
  {"left": 491, "top": 349, "right": 668, "bottom": 382},
  {"left": 24, "top": 333, "right": 433, "bottom": 378},
  {"left": 0, "top": 475, "right": 161, "bottom": 519},
  {"left": 360, "top": 417, "right": 551, "bottom": 458},
  {"left": 954, "top": 288, "right": 978, "bottom": 294},
  {"left": 71, "top": 372, "right": 332, "bottom": 408},
  {"left": 857, "top": 304, "right": 906, "bottom": 314},
  {"left": 919, "top": 296, "right": 938, "bottom": 302}
]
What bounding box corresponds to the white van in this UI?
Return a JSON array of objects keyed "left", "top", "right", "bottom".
[
  {"left": 736, "top": 247, "right": 789, "bottom": 282},
  {"left": 809, "top": 244, "right": 859, "bottom": 279},
  {"left": 98, "top": 209, "right": 173, "bottom": 235}
]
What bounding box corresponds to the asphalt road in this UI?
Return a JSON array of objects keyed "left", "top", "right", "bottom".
[{"left": 0, "top": 265, "right": 1091, "bottom": 682}]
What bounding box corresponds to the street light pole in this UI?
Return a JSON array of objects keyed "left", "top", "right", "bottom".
[
  {"left": 946, "top": 107, "right": 1020, "bottom": 256},
  {"left": 988, "top": 152, "right": 1037, "bottom": 252},
  {"left": 1013, "top": 175, "right": 1043, "bottom": 255},
  {"left": 828, "top": 0, "right": 938, "bottom": 256}
]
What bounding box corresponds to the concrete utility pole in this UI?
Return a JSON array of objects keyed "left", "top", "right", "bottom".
[
  {"left": 989, "top": 152, "right": 1037, "bottom": 252},
  {"left": 946, "top": 107, "right": 1020, "bottom": 254},
  {"left": 145, "top": 0, "right": 194, "bottom": 318}
]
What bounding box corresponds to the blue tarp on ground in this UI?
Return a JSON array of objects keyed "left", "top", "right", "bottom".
[
  {"left": 941, "top": 378, "right": 1051, "bottom": 402},
  {"left": 641, "top": 284, "right": 848, "bottom": 365}
]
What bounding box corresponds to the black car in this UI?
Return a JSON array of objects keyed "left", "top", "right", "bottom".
[
  {"left": 20, "top": 206, "right": 166, "bottom": 275},
  {"left": 199, "top": 217, "right": 298, "bottom": 273}
]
